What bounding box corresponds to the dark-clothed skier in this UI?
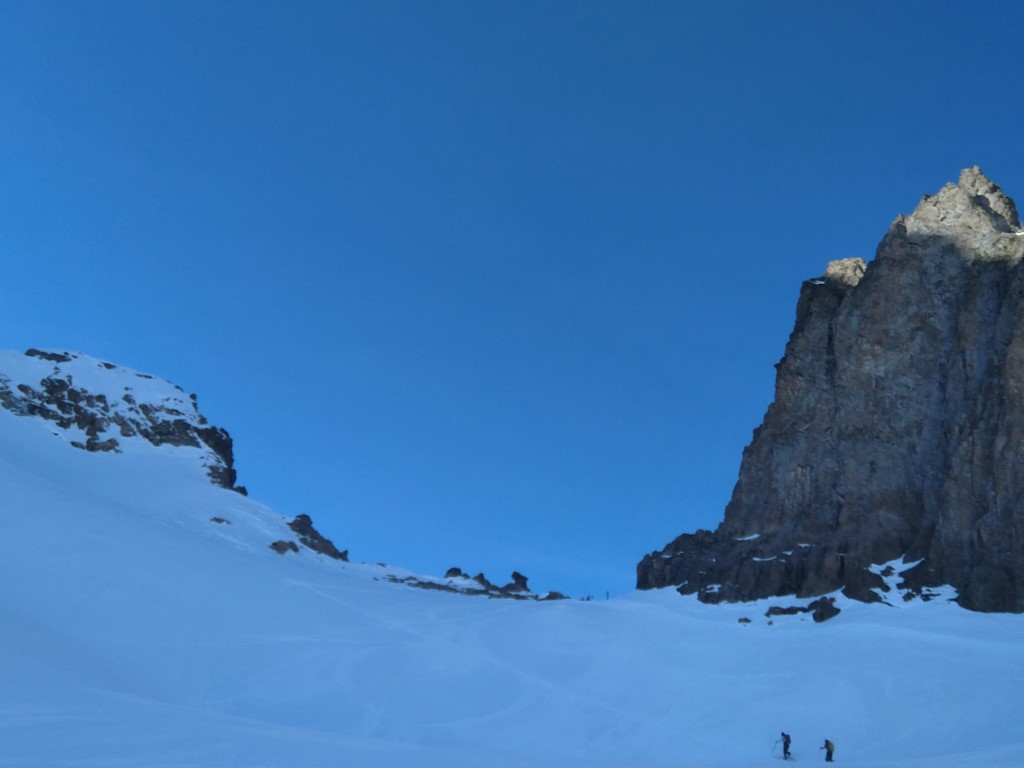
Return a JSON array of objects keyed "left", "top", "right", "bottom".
[
  {"left": 781, "top": 732, "right": 792, "bottom": 759},
  {"left": 821, "top": 738, "right": 835, "bottom": 762}
]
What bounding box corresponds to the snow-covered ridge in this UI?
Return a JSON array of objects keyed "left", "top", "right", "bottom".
[
  {"left": 0, "top": 347, "right": 563, "bottom": 600},
  {"left": 0, "top": 348, "right": 239, "bottom": 489}
]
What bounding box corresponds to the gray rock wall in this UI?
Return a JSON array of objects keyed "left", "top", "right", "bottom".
[{"left": 638, "top": 167, "right": 1024, "bottom": 612}]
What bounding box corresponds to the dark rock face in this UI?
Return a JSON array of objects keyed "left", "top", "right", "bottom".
[
  {"left": 638, "top": 167, "right": 1024, "bottom": 613},
  {"left": 288, "top": 514, "right": 348, "bottom": 561},
  {"left": 270, "top": 540, "right": 299, "bottom": 555},
  {"left": 0, "top": 349, "right": 241, "bottom": 491},
  {"left": 503, "top": 571, "right": 530, "bottom": 593},
  {"left": 765, "top": 597, "right": 840, "bottom": 623}
]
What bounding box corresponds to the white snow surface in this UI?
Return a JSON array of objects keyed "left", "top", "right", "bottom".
[{"left": 2, "top": 393, "right": 1023, "bottom": 767}]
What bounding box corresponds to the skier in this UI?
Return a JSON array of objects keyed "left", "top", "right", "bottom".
[
  {"left": 820, "top": 738, "right": 835, "bottom": 762},
  {"left": 781, "top": 732, "right": 792, "bottom": 760}
]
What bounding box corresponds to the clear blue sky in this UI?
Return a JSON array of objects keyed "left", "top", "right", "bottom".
[{"left": 3, "top": 1, "right": 1024, "bottom": 598}]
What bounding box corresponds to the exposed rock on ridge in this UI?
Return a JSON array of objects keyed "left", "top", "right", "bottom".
[
  {"left": 637, "top": 167, "right": 1024, "bottom": 613},
  {"left": 0, "top": 348, "right": 241, "bottom": 491},
  {"left": 387, "top": 566, "right": 568, "bottom": 600},
  {"left": 288, "top": 514, "right": 349, "bottom": 561}
]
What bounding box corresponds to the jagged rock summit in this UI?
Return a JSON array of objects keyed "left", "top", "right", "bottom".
[
  {"left": 638, "top": 167, "right": 1024, "bottom": 613},
  {"left": 0, "top": 348, "right": 241, "bottom": 490}
]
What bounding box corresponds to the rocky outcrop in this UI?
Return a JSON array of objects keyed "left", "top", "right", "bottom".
[
  {"left": 638, "top": 167, "right": 1024, "bottom": 613},
  {"left": 764, "top": 597, "right": 840, "bottom": 623},
  {"left": 270, "top": 540, "right": 299, "bottom": 555},
  {"left": 0, "top": 349, "right": 242, "bottom": 491},
  {"left": 288, "top": 514, "right": 348, "bottom": 561},
  {"left": 389, "top": 567, "right": 568, "bottom": 601}
]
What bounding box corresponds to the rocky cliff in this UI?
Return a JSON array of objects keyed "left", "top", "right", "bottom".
[{"left": 637, "top": 167, "right": 1024, "bottom": 613}]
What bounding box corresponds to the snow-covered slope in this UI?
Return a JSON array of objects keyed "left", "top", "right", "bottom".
[{"left": 1, "top": 352, "right": 1022, "bottom": 768}]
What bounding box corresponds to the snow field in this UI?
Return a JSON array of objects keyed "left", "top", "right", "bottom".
[{"left": 1, "top": 405, "right": 1023, "bottom": 767}]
